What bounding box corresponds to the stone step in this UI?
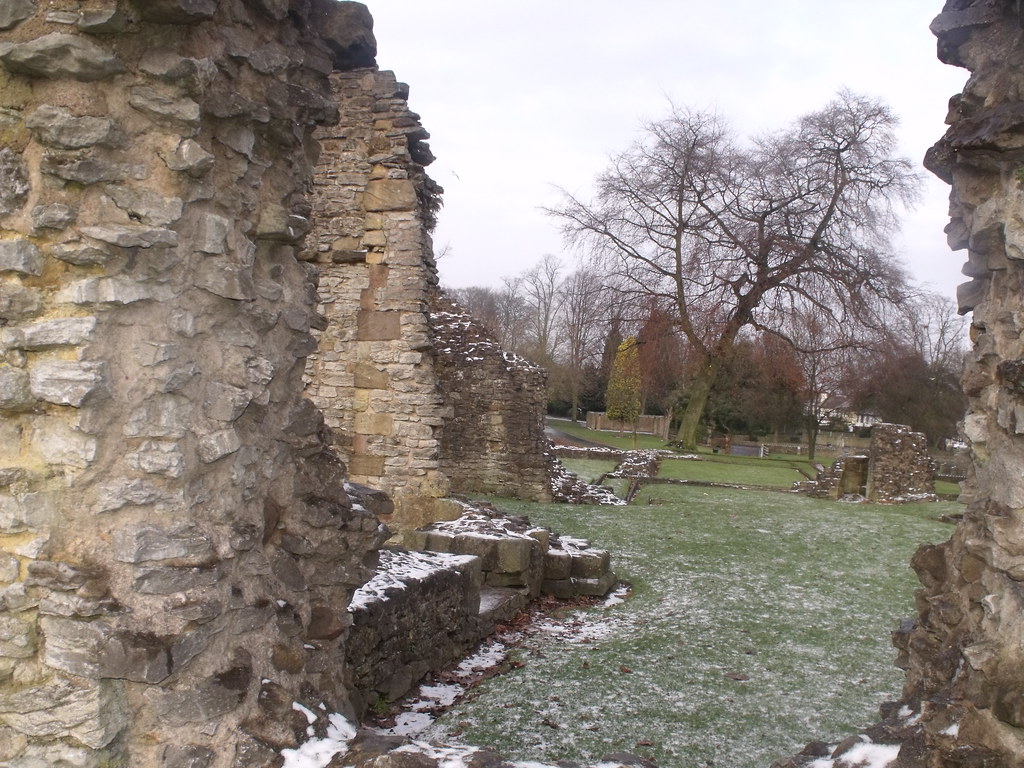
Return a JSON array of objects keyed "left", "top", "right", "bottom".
[{"left": 478, "top": 586, "right": 525, "bottom": 634}]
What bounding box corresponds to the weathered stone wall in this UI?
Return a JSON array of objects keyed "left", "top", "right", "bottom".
[
  {"left": 431, "top": 295, "right": 554, "bottom": 502},
  {"left": 865, "top": 423, "right": 935, "bottom": 502},
  {"left": 889, "top": 1, "right": 1024, "bottom": 762},
  {"left": 0, "top": 3, "right": 387, "bottom": 766},
  {"left": 346, "top": 548, "right": 482, "bottom": 716},
  {"left": 305, "top": 67, "right": 454, "bottom": 532}
]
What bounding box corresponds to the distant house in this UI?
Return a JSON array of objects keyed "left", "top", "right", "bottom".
[{"left": 817, "top": 394, "right": 882, "bottom": 431}]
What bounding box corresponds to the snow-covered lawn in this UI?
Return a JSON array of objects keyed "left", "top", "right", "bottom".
[{"left": 404, "top": 486, "right": 955, "bottom": 767}]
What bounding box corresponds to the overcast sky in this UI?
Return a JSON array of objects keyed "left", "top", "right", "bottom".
[{"left": 366, "top": 1, "right": 968, "bottom": 302}]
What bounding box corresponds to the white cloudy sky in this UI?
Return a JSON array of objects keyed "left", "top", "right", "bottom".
[{"left": 367, "top": 0, "right": 968, "bottom": 301}]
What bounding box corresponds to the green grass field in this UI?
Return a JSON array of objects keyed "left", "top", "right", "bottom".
[{"left": 420, "top": 488, "right": 958, "bottom": 767}]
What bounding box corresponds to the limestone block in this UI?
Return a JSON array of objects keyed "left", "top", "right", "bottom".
[
  {"left": 570, "top": 549, "right": 611, "bottom": 579},
  {"left": 0, "top": 492, "right": 55, "bottom": 533},
  {"left": 31, "top": 203, "right": 77, "bottom": 230},
  {"left": 0, "top": 33, "right": 125, "bottom": 81},
  {"left": 0, "top": 148, "right": 29, "bottom": 216},
  {"left": 25, "top": 105, "right": 119, "bottom": 149},
  {"left": 0, "top": 554, "right": 18, "bottom": 583},
  {"left": 0, "top": 616, "right": 34, "bottom": 659},
  {"left": 162, "top": 138, "right": 215, "bottom": 177},
  {"left": 495, "top": 537, "right": 534, "bottom": 574},
  {"left": 0, "top": 365, "right": 33, "bottom": 411},
  {"left": 29, "top": 359, "right": 105, "bottom": 406},
  {"left": 194, "top": 212, "right": 230, "bottom": 254},
  {"left": 32, "top": 423, "right": 97, "bottom": 468},
  {"left": 127, "top": 85, "right": 201, "bottom": 131},
  {"left": 0, "top": 284, "right": 41, "bottom": 323},
  {"left": 113, "top": 523, "right": 213, "bottom": 564},
  {"left": 81, "top": 224, "right": 178, "bottom": 249},
  {"left": 40, "top": 151, "right": 131, "bottom": 185},
  {"left": 133, "top": 564, "right": 220, "bottom": 595},
  {"left": 197, "top": 428, "right": 242, "bottom": 463},
  {"left": 0, "top": 678, "right": 127, "bottom": 748},
  {"left": 41, "top": 617, "right": 173, "bottom": 683},
  {"left": 203, "top": 381, "right": 252, "bottom": 422},
  {"left": 59, "top": 277, "right": 155, "bottom": 305},
  {"left": 78, "top": 7, "right": 128, "bottom": 34},
  {"left": 103, "top": 185, "right": 184, "bottom": 226},
  {"left": 0, "top": 0, "right": 35, "bottom": 29},
  {"left": 194, "top": 259, "right": 255, "bottom": 300},
  {"left": 128, "top": 440, "right": 185, "bottom": 477},
  {"left": 49, "top": 242, "right": 109, "bottom": 266},
  {"left": 11, "top": 317, "right": 95, "bottom": 350},
  {"left": 163, "top": 745, "right": 215, "bottom": 768},
  {"left": 451, "top": 534, "right": 498, "bottom": 570},
  {"left": 357, "top": 309, "right": 401, "bottom": 341},
  {"left": 0, "top": 238, "right": 42, "bottom": 276},
  {"left": 123, "top": 394, "right": 190, "bottom": 438},
  {"left": 544, "top": 549, "right": 571, "bottom": 580},
  {"left": 132, "top": 0, "right": 217, "bottom": 24}
]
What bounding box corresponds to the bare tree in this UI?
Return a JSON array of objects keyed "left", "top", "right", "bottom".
[
  {"left": 548, "top": 91, "right": 919, "bottom": 449},
  {"left": 520, "top": 254, "right": 563, "bottom": 365},
  {"left": 557, "top": 268, "right": 607, "bottom": 421}
]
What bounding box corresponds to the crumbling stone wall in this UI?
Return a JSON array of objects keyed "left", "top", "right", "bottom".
[
  {"left": 865, "top": 423, "right": 936, "bottom": 502},
  {"left": 0, "top": 3, "right": 387, "bottom": 766},
  {"left": 794, "top": 423, "right": 936, "bottom": 502},
  {"left": 431, "top": 295, "right": 554, "bottom": 502},
  {"left": 305, "top": 67, "right": 454, "bottom": 531},
  {"left": 888, "top": 1, "right": 1024, "bottom": 762}
]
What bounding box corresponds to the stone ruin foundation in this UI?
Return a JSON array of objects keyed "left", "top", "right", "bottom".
[{"left": 795, "top": 423, "right": 936, "bottom": 503}]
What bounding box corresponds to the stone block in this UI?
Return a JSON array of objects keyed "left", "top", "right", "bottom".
[
  {"left": 0, "top": 148, "right": 29, "bottom": 216},
  {"left": 0, "top": 365, "right": 33, "bottom": 411},
  {"left": 162, "top": 138, "right": 214, "bottom": 177},
  {"left": 195, "top": 212, "right": 230, "bottom": 254},
  {"left": 133, "top": 564, "right": 220, "bottom": 595},
  {"left": 202, "top": 381, "right": 252, "bottom": 422},
  {"left": 0, "top": 491, "right": 55, "bottom": 533},
  {"left": 32, "top": 203, "right": 77, "bottom": 230},
  {"left": 81, "top": 223, "right": 177, "bottom": 249},
  {"left": 349, "top": 454, "right": 385, "bottom": 477},
  {"left": 0, "top": 0, "right": 35, "bottom": 30},
  {"left": 0, "top": 678, "right": 127, "bottom": 748},
  {"left": 26, "top": 104, "right": 119, "bottom": 149},
  {"left": 0, "top": 32, "right": 125, "bottom": 81},
  {"left": 363, "top": 179, "right": 416, "bottom": 212},
  {"left": 28, "top": 359, "right": 105, "bottom": 406},
  {"left": 16, "top": 317, "right": 96, "bottom": 349},
  {"left": 0, "top": 615, "right": 35, "bottom": 658},
  {"left": 198, "top": 428, "right": 242, "bottom": 463},
  {"left": 544, "top": 549, "right": 571, "bottom": 580},
  {"left": 0, "top": 553, "right": 18, "bottom": 583},
  {"left": 570, "top": 549, "right": 611, "bottom": 579},
  {"left": 0, "top": 238, "right": 42, "bottom": 275},
  {"left": 128, "top": 440, "right": 184, "bottom": 478},
  {"left": 40, "top": 616, "right": 173, "bottom": 683},
  {"left": 354, "top": 362, "right": 389, "bottom": 389},
  {"left": 357, "top": 310, "right": 401, "bottom": 341},
  {"left": 113, "top": 523, "right": 213, "bottom": 564},
  {"left": 0, "top": 284, "right": 42, "bottom": 322},
  {"left": 496, "top": 537, "right": 534, "bottom": 574},
  {"left": 451, "top": 535, "right": 498, "bottom": 570},
  {"left": 354, "top": 411, "right": 393, "bottom": 436}
]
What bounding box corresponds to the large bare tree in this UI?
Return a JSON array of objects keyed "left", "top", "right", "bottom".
[{"left": 548, "top": 91, "right": 919, "bottom": 449}]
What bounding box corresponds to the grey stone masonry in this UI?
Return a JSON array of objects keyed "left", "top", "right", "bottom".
[{"left": 0, "top": 3, "right": 387, "bottom": 767}]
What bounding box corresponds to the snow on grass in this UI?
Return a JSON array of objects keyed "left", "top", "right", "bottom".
[
  {"left": 280, "top": 712, "right": 357, "bottom": 768},
  {"left": 417, "top": 487, "right": 956, "bottom": 768}
]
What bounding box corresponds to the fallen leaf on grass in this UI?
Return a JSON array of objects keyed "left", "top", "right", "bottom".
[
  {"left": 724, "top": 672, "right": 750, "bottom": 681},
  {"left": 620, "top": 665, "right": 634, "bottom": 674}
]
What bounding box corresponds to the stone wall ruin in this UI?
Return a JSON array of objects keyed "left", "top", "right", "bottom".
[{"left": 0, "top": 3, "right": 388, "bottom": 765}]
